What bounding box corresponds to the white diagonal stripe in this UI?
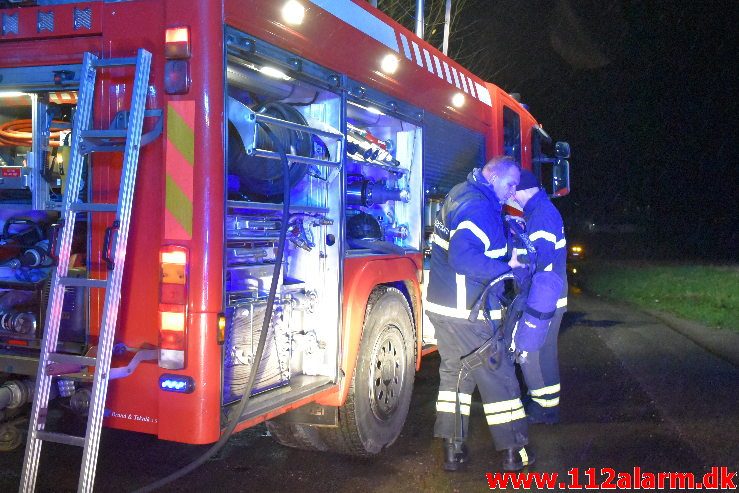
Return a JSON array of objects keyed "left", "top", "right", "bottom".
[
  {"left": 467, "top": 76, "right": 477, "bottom": 97},
  {"left": 432, "top": 234, "right": 449, "bottom": 250},
  {"left": 529, "top": 230, "right": 557, "bottom": 244},
  {"left": 529, "top": 383, "right": 561, "bottom": 397},
  {"left": 423, "top": 48, "right": 434, "bottom": 73},
  {"left": 398, "top": 32, "right": 412, "bottom": 60},
  {"left": 453, "top": 221, "right": 490, "bottom": 249},
  {"left": 556, "top": 297, "right": 567, "bottom": 308},
  {"left": 555, "top": 238, "right": 567, "bottom": 249},
  {"left": 433, "top": 55, "right": 443, "bottom": 78},
  {"left": 544, "top": 263, "right": 553, "bottom": 271},
  {"left": 484, "top": 246, "right": 508, "bottom": 258},
  {"left": 451, "top": 67, "right": 461, "bottom": 88},
  {"left": 475, "top": 81, "right": 492, "bottom": 106},
  {"left": 411, "top": 41, "right": 424, "bottom": 67},
  {"left": 442, "top": 61, "right": 452, "bottom": 83}
]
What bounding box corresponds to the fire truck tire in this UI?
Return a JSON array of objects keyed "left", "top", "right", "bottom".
[
  {"left": 319, "top": 286, "right": 416, "bottom": 456},
  {"left": 265, "top": 421, "right": 328, "bottom": 452}
]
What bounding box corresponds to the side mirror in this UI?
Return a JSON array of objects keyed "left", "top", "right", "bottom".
[
  {"left": 554, "top": 141, "right": 570, "bottom": 159},
  {"left": 551, "top": 158, "right": 570, "bottom": 197}
]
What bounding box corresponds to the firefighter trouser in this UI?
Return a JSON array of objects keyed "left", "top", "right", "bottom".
[
  {"left": 429, "top": 312, "right": 528, "bottom": 451},
  {"left": 519, "top": 308, "right": 565, "bottom": 416}
]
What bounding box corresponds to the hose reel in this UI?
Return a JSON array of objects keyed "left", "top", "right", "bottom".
[{"left": 228, "top": 102, "right": 314, "bottom": 202}]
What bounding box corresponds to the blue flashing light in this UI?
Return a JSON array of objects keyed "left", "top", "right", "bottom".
[{"left": 159, "top": 374, "right": 195, "bottom": 394}]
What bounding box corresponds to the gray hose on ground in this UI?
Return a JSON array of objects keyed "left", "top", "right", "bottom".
[{"left": 134, "top": 122, "right": 291, "bottom": 492}]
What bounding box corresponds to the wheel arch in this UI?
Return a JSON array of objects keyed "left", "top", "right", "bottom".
[{"left": 316, "top": 255, "right": 422, "bottom": 407}]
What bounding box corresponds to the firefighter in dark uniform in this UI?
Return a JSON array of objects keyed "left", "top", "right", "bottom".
[
  {"left": 512, "top": 169, "right": 568, "bottom": 424},
  {"left": 425, "top": 156, "right": 535, "bottom": 472}
]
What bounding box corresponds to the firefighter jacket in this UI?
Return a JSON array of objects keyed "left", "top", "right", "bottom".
[
  {"left": 425, "top": 169, "right": 511, "bottom": 321},
  {"left": 520, "top": 190, "right": 568, "bottom": 307}
]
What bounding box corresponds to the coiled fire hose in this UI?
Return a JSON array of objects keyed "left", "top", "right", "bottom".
[{"left": 0, "top": 120, "right": 68, "bottom": 147}]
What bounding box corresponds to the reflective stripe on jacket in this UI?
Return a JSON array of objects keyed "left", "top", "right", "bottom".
[
  {"left": 523, "top": 190, "right": 568, "bottom": 305},
  {"left": 426, "top": 170, "right": 510, "bottom": 320}
]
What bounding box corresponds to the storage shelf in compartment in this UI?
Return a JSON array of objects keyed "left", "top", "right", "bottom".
[
  {"left": 0, "top": 203, "right": 34, "bottom": 211},
  {"left": 227, "top": 201, "right": 329, "bottom": 215},
  {"left": 347, "top": 157, "right": 408, "bottom": 175},
  {"left": 226, "top": 288, "right": 261, "bottom": 295},
  {"left": 345, "top": 247, "right": 419, "bottom": 257},
  {"left": 0, "top": 277, "right": 47, "bottom": 290},
  {"left": 226, "top": 235, "right": 281, "bottom": 242},
  {"left": 226, "top": 263, "right": 278, "bottom": 270},
  {"left": 232, "top": 375, "right": 336, "bottom": 422},
  {"left": 227, "top": 290, "right": 260, "bottom": 300}
]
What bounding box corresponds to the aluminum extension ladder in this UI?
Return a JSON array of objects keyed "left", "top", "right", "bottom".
[{"left": 20, "top": 49, "right": 153, "bottom": 493}]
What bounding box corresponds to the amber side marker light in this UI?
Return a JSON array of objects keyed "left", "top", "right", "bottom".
[{"left": 217, "top": 313, "right": 226, "bottom": 345}]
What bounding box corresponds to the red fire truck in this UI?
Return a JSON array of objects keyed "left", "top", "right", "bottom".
[{"left": 0, "top": 0, "right": 570, "bottom": 458}]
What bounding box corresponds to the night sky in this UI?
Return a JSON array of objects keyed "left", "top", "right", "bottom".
[{"left": 454, "top": 1, "right": 737, "bottom": 260}]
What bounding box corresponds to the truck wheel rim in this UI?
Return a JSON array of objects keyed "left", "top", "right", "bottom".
[{"left": 368, "top": 325, "right": 406, "bottom": 421}]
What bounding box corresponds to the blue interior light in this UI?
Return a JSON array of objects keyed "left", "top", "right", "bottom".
[{"left": 159, "top": 374, "right": 195, "bottom": 394}]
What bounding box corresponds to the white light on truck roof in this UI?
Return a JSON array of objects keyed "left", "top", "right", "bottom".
[
  {"left": 380, "top": 54, "right": 399, "bottom": 74},
  {"left": 451, "top": 92, "right": 465, "bottom": 108},
  {"left": 282, "top": 0, "right": 305, "bottom": 26}
]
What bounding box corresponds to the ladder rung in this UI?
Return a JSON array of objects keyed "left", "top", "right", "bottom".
[
  {"left": 48, "top": 352, "right": 97, "bottom": 367},
  {"left": 69, "top": 203, "right": 118, "bottom": 213},
  {"left": 80, "top": 130, "right": 127, "bottom": 152},
  {"left": 36, "top": 430, "right": 85, "bottom": 447},
  {"left": 93, "top": 57, "right": 137, "bottom": 68},
  {"left": 81, "top": 129, "right": 128, "bottom": 139},
  {"left": 59, "top": 277, "right": 107, "bottom": 289}
]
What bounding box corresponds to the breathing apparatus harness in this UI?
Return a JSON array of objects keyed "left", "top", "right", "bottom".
[{"left": 447, "top": 215, "right": 538, "bottom": 454}]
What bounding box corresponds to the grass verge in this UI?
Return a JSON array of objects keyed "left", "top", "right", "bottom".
[{"left": 575, "top": 261, "right": 739, "bottom": 331}]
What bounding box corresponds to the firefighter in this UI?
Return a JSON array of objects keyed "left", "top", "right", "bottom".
[
  {"left": 511, "top": 169, "right": 568, "bottom": 424},
  {"left": 425, "top": 156, "right": 535, "bottom": 472}
]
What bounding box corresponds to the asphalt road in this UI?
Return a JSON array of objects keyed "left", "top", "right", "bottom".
[{"left": 1, "top": 290, "right": 737, "bottom": 492}]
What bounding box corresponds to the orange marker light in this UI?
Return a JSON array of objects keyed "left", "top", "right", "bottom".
[
  {"left": 165, "top": 26, "right": 191, "bottom": 59},
  {"left": 217, "top": 313, "right": 226, "bottom": 345}
]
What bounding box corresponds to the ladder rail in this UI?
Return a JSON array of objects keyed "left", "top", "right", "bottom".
[
  {"left": 79, "top": 48, "right": 152, "bottom": 493},
  {"left": 19, "top": 49, "right": 154, "bottom": 493},
  {"left": 20, "top": 51, "right": 98, "bottom": 493}
]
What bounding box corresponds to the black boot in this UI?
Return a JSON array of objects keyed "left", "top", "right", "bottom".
[
  {"left": 502, "top": 446, "right": 535, "bottom": 471},
  {"left": 442, "top": 438, "right": 469, "bottom": 472}
]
